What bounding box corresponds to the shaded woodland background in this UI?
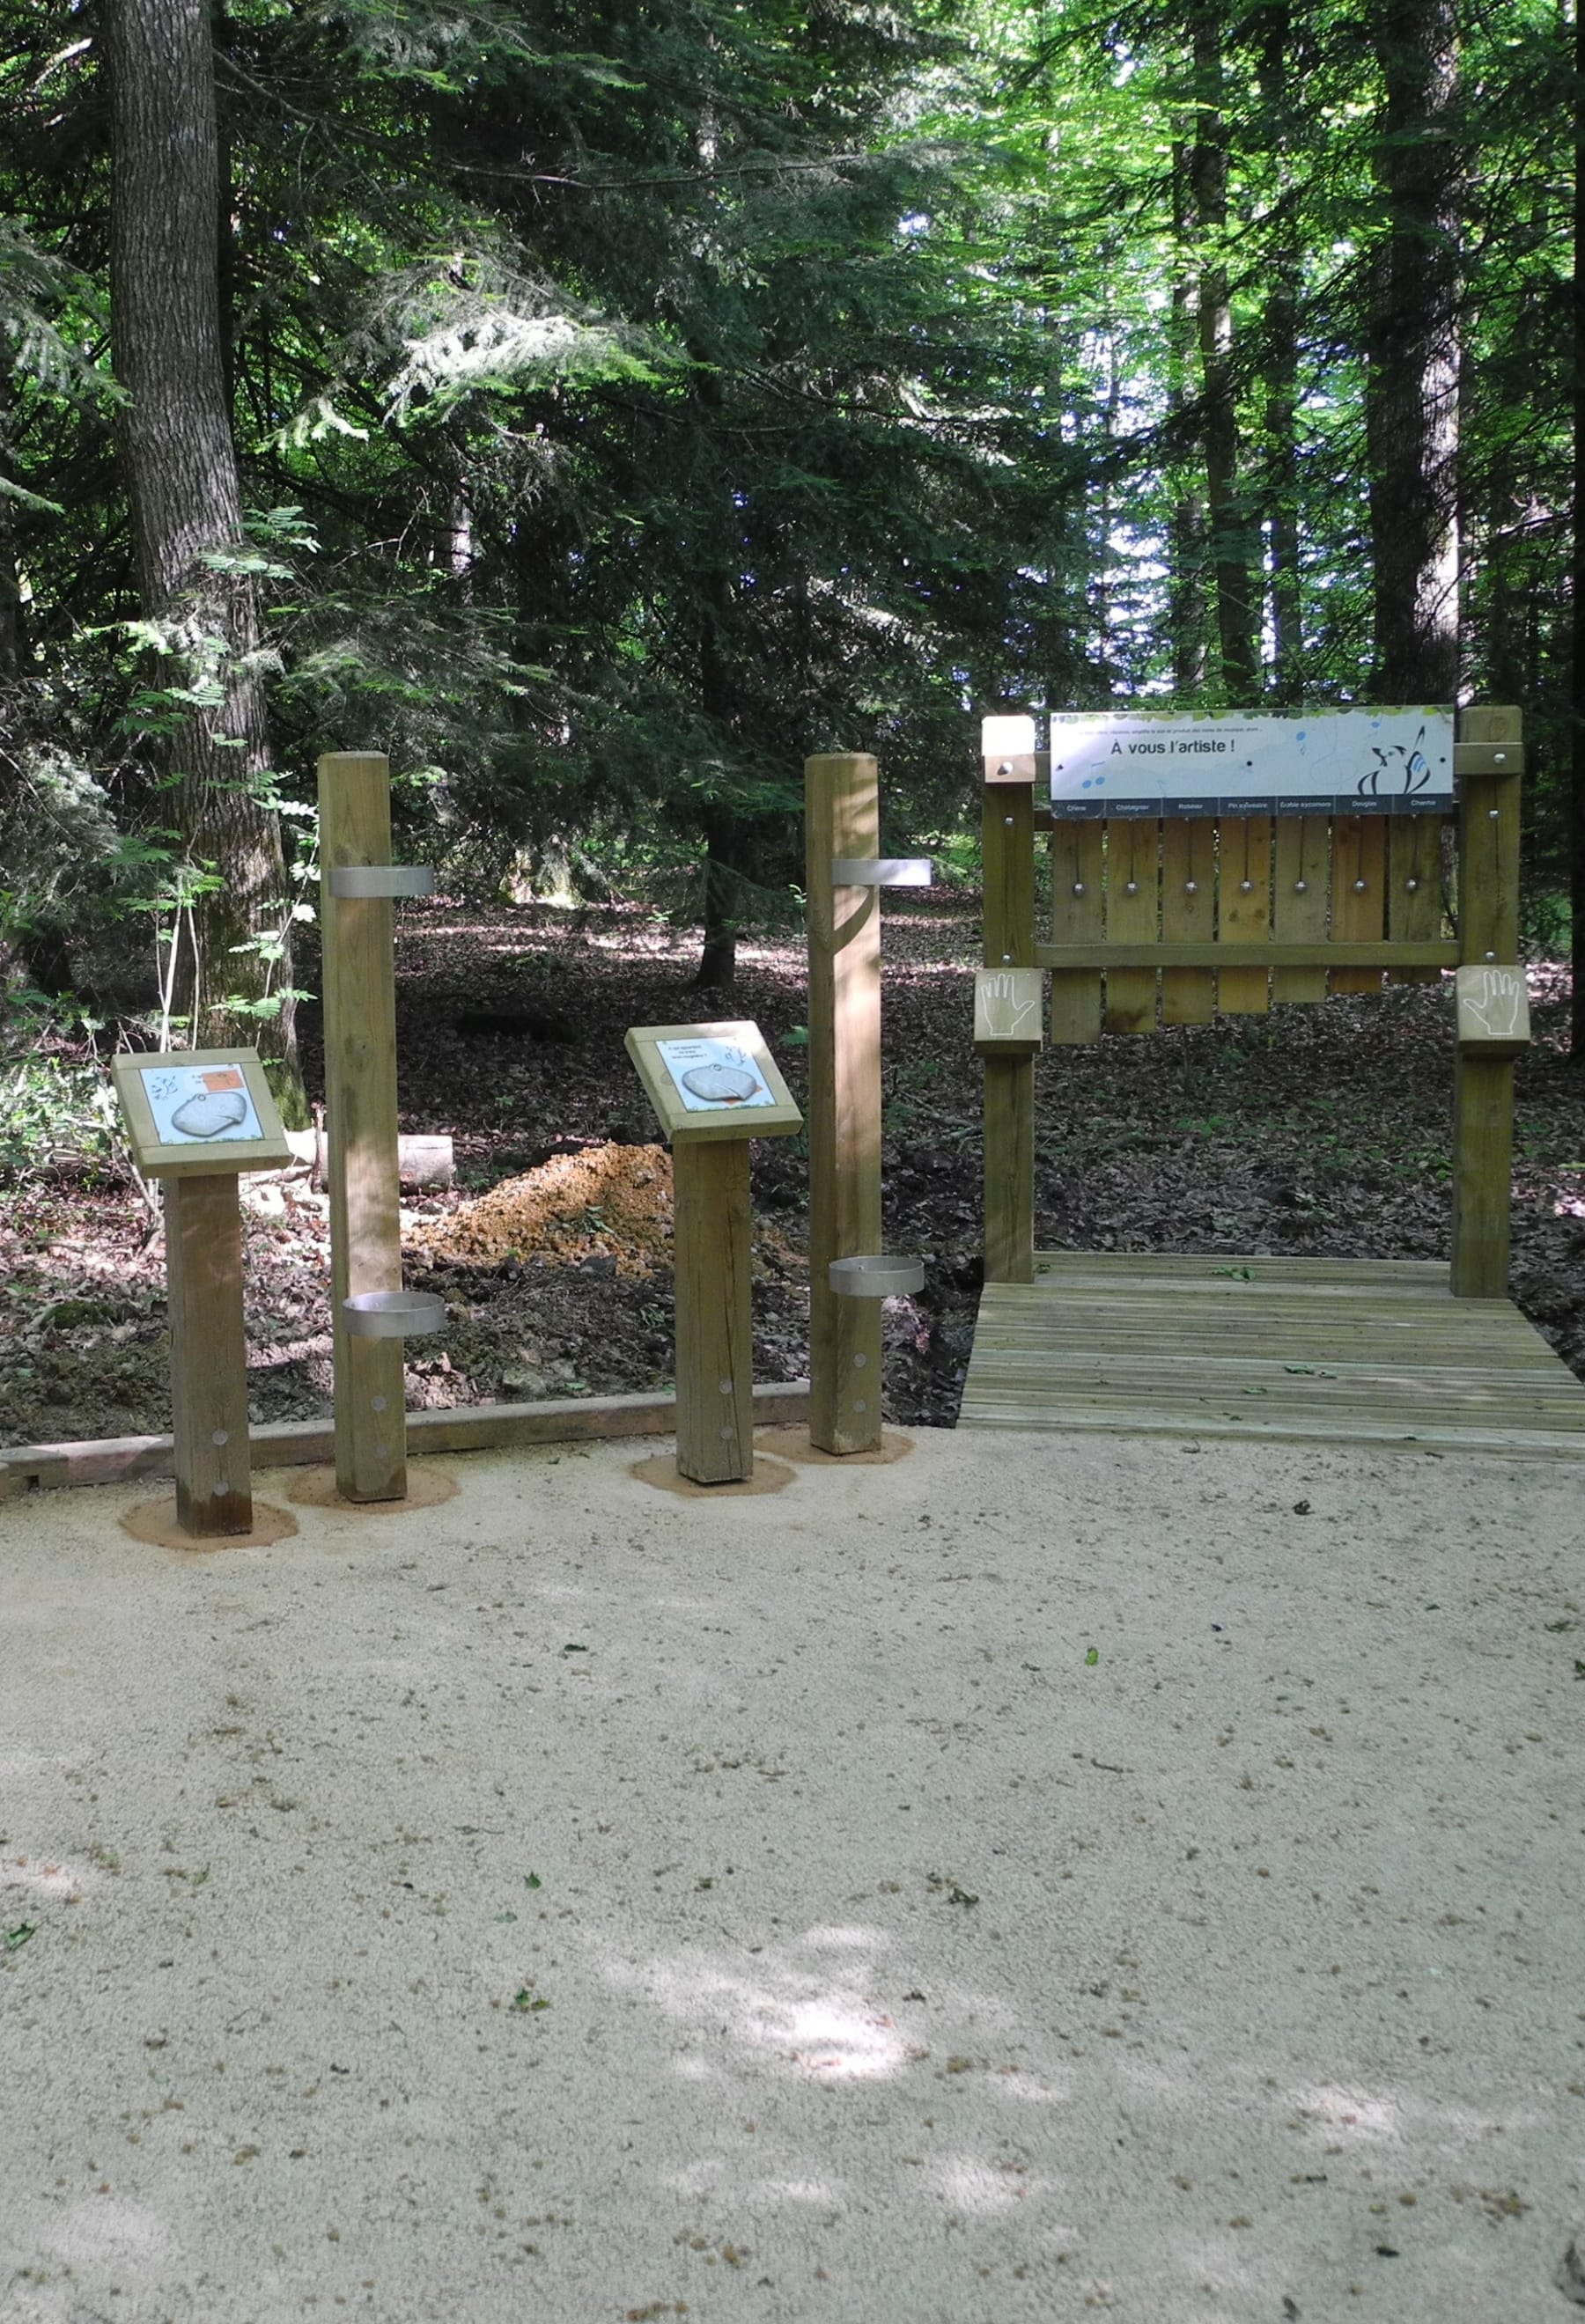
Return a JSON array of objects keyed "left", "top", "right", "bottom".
[{"left": 3, "top": 0, "right": 1584, "bottom": 1448}]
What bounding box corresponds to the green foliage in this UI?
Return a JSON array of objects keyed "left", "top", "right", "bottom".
[
  {"left": 0, "top": 997, "right": 122, "bottom": 1188},
  {"left": 0, "top": 0, "right": 1578, "bottom": 1004}
]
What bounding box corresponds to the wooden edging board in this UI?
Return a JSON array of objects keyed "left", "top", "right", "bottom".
[{"left": 0, "top": 1382, "right": 811, "bottom": 1503}]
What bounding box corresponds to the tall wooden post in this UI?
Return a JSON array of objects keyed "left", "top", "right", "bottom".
[
  {"left": 1451, "top": 707, "right": 1523, "bottom": 1298},
  {"left": 982, "top": 778, "right": 1036, "bottom": 1283},
  {"left": 320, "top": 751, "right": 407, "bottom": 1500},
  {"left": 673, "top": 1141, "right": 755, "bottom": 1482},
  {"left": 806, "top": 753, "right": 884, "bottom": 1454},
  {"left": 166, "top": 1173, "right": 254, "bottom": 1535}
]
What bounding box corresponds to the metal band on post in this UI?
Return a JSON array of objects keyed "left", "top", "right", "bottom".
[
  {"left": 829, "top": 859, "right": 933, "bottom": 888},
  {"left": 328, "top": 865, "right": 436, "bottom": 899}
]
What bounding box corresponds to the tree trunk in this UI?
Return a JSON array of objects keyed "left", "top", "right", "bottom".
[
  {"left": 1168, "top": 138, "right": 1210, "bottom": 696},
  {"left": 107, "top": 0, "right": 306, "bottom": 1122},
  {"left": 1366, "top": 0, "right": 1461, "bottom": 704},
  {"left": 694, "top": 577, "right": 743, "bottom": 988},
  {"left": 694, "top": 813, "right": 742, "bottom": 989},
  {"left": 1190, "top": 4, "right": 1259, "bottom": 702},
  {"left": 0, "top": 370, "right": 25, "bottom": 684},
  {"left": 686, "top": 350, "right": 748, "bottom": 989},
  {"left": 1092, "top": 298, "right": 1124, "bottom": 693},
  {"left": 1257, "top": 3, "right": 1302, "bottom": 704}
]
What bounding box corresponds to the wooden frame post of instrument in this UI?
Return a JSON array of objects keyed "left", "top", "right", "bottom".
[
  {"left": 1451, "top": 708, "right": 1524, "bottom": 1298},
  {"left": 319, "top": 750, "right": 445, "bottom": 1501},
  {"left": 806, "top": 752, "right": 886, "bottom": 1452},
  {"left": 981, "top": 726, "right": 1036, "bottom": 1284}
]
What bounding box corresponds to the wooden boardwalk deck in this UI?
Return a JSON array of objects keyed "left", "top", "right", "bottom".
[{"left": 959, "top": 1254, "right": 1585, "bottom": 1458}]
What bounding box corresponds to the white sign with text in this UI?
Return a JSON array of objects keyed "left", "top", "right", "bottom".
[{"left": 1048, "top": 708, "right": 1454, "bottom": 816}]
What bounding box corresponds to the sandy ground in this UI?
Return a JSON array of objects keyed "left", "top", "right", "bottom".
[{"left": 2, "top": 1425, "right": 1582, "bottom": 2324}]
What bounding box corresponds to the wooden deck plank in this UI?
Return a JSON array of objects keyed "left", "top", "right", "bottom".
[
  {"left": 1027, "top": 1253, "right": 1448, "bottom": 1283},
  {"left": 959, "top": 1254, "right": 1585, "bottom": 1456}
]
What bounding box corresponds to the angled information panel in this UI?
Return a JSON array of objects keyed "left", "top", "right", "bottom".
[
  {"left": 625, "top": 1020, "right": 802, "bottom": 1145},
  {"left": 111, "top": 1048, "right": 292, "bottom": 1178},
  {"left": 1046, "top": 707, "right": 1455, "bottom": 818}
]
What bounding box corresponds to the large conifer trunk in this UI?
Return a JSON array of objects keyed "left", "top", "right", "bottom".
[
  {"left": 107, "top": 0, "right": 305, "bottom": 1117},
  {"left": 1189, "top": 3, "right": 1257, "bottom": 702},
  {"left": 1367, "top": 0, "right": 1461, "bottom": 703},
  {"left": 1257, "top": 1, "right": 1302, "bottom": 705}
]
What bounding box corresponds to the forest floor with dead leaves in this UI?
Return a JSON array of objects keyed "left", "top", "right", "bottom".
[{"left": 3, "top": 893, "right": 1583, "bottom": 1452}]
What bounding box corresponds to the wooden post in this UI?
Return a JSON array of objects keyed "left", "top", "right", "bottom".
[
  {"left": 806, "top": 752, "right": 884, "bottom": 1453},
  {"left": 982, "top": 779, "right": 1036, "bottom": 1283},
  {"left": 165, "top": 1173, "right": 253, "bottom": 1536},
  {"left": 672, "top": 1139, "right": 755, "bottom": 1482},
  {"left": 1451, "top": 707, "right": 1523, "bottom": 1298},
  {"left": 319, "top": 751, "right": 407, "bottom": 1500}
]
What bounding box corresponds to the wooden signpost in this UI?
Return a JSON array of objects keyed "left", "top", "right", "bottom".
[
  {"left": 1451, "top": 707, "right": 1526, "bottom": 1298},
  {"left": 318, "top": 751, "right": 446, "bottom": 1502},
  {"left": 804, "top": 753, "right": 927, "bottom": 1454},
  {"left": 625, "top": 1019, "right": 801, "bottom": 1484},
  {"left": 978, "top": 720, "right": 1038, "bottom": 1285},
  {"left": 110, "top": 1048, "right": 291, "bottom": 1540}
]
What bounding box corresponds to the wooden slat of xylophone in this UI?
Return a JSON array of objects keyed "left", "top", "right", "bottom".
[
  {"left": 1102, "top": 820, "right": 1160, "bottom": 1033},
  {"left": 1217, "top": 816, "right": 1272, "bottom": 1014},
  {"left": 1161, "top": 820, "right": 1216, "bottom": 1023},
  {"left": 1272, "top": 817, "right": 1330, "bottom": 1003},
  {"left": 1046, "top": 821, "right": 1104, "bottom": 1043}
]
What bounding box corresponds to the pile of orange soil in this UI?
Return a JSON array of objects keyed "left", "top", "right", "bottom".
[{"left": 406, "top": 1141, "right": 802, "bottom": 1281}]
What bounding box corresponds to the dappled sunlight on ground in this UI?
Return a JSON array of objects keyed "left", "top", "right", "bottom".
[
  {"left": 4, "top": 1430, "right": 1581, "bottom": 2320},
  {"left": 37, "top": 2196, "right": 176, "bottom": 2273},
  {"left": 4, "top": 1852, "right": 90, "bottom": 1906},
  {"left": 1285, "top": 2083, "right": 1405, "bottom": 2145},
  {"left": 919, "top": 2151, "right": 1067, "bottom": 2216},
  {"left": 598, "top": 1925, "right": 922, "bottom": 2085}
]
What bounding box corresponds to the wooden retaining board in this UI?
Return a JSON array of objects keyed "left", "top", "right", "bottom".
[
  {"left": 0, "top": 1382, "right": 811, "bottom": 1502},
  {"left": 960, "top": 1254, "right": 1585, "bottom": 1458}
]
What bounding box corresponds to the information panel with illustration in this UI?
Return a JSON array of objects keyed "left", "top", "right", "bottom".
[
  {"left": 655, "top": 1034, "right": 778, "bottom": 1114},
  {"left": 136, "top": 1061, "right": 265, "bottom": 1146},
  {"left": 623, "top": 1019, "right": 803, "bottom": 1144},
  {"left": 1047, "top": 708, "right": 1455, "bottom": 818},
  {"left": 109, "top": 1048, "right": 292, "bottom": 1178}
]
